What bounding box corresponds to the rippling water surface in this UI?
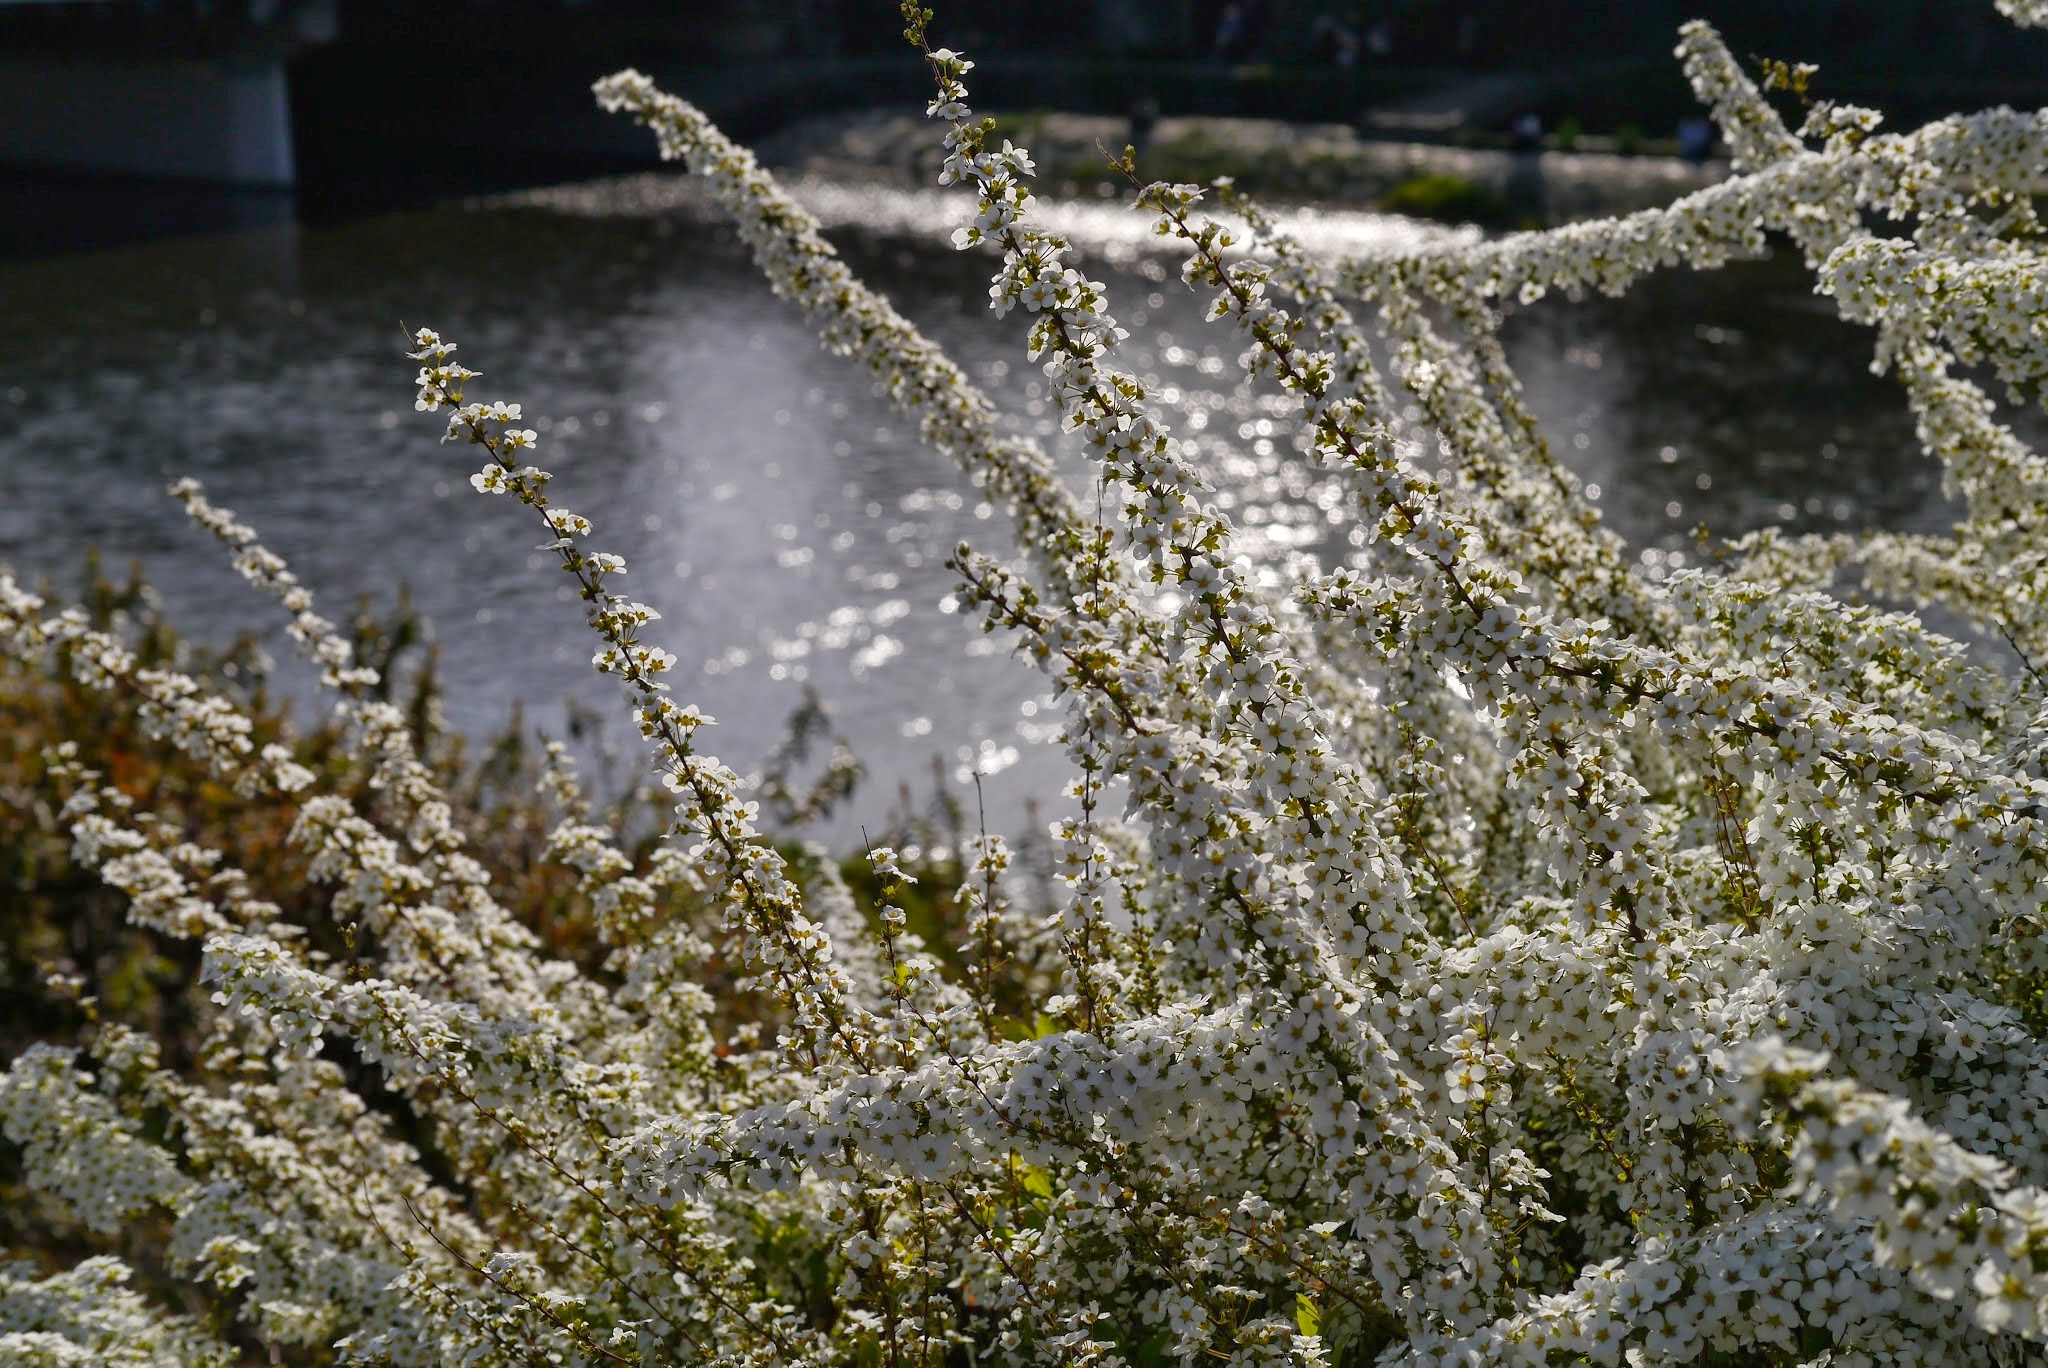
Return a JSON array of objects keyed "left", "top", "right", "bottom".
[{"left": 0, "top": 173, "right": 1966, "bottom": 840}]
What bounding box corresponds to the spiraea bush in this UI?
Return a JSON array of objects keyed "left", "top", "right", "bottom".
[{"left": 8, "top": 1, "right": 2048, "bottom": 1362}]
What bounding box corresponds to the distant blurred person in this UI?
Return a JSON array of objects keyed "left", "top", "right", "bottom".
[
  {"left": 1214, "top": 3, "right": 1247, "bottom": 58},
  {"left": 1128, "top": 94, "right": 1161, "bottom": 160},
  {"left": 1335, "top": 23, "right": 1361, "bottom": 68},
  {"left": 1312, "top": 14, "right": 1362, "bottom": 68},
  {"left": 1311, "top": 14, "right": 1339, "bottom": 62},
  {"left": 1678, "top": 117, "right": 1713, "bottom": 163}
]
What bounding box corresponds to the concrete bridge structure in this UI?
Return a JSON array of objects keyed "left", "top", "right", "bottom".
[
  {"left": 0, "top": 0, "right": 338, "bottom": 185},
  {"left": 0, "top": 0, "right": 847, "bottom": 188},
  {"left": 7, "top": 0, "right": 2047, "bottom": 197},
  {"left": 0, "top": 0, "right": 1349, "bottom": 195}
]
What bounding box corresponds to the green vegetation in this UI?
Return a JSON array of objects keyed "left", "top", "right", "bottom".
[
  {"left": 1376, "top": 171, "right": 1512, "bottom": 225},
  {"left": 0, "top": 560, "right": 1029, "bottom": 1306}
]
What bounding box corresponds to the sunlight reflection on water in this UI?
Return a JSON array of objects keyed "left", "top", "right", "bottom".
[{"left": 0, "top": 171, "right": 1968, "bottom": 842}]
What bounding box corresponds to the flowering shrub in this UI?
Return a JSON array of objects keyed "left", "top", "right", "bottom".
[{"left": 7, "top": 2, "right": 2048, "bottom": 1363}]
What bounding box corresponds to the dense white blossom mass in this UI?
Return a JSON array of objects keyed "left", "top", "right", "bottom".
[{"left": 6, "top": 3, "right": 2048, "bottom": 1364}]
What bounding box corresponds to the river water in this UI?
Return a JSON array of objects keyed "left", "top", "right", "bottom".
[{"left": 0, "top": 172, "right": 1962, "bottom": 843}]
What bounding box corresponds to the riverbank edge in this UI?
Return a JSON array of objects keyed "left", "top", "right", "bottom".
[{"left": 756, "top": 107, "right": 1730, "bottom": 225}]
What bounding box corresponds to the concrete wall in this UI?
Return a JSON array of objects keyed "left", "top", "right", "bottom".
[{"left": 0, "top": 56, "right": 295, "bottom": 186}]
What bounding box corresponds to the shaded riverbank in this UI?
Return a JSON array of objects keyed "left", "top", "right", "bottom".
[
  {"left": 759, "top": 108, "right": 1730, "bottom": 225},
  {"left": 0, "top": 101, "right": 1723, "bottom": 265}
]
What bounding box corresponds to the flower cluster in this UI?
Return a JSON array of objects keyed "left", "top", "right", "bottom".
[{"left": 6, "top": 3, "right": 2048, "bottom": 1365}]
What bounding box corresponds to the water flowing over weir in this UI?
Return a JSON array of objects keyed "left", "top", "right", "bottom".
[{"left": 0, "top": 171, "right": 1970, "bottom": 841}]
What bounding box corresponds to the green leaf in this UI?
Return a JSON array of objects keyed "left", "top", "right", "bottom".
[{"left": 1131, "top": 1331, "right": 1171, "bottom": 1368}]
